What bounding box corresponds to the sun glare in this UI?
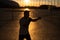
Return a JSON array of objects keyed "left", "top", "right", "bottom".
[
  {"left": 24, "top": 0, "right": 30, "bottom": 3},
  {"left": 23, "top": 0, "right": 30, "bottom": 6}
]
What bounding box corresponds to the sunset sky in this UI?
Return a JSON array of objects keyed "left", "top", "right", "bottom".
[{"left": 13, "top": 0, "right": 60, "bottom": 7}]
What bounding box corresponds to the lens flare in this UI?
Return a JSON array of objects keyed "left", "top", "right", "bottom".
[
  {"left": 24, "top": 0, "right": 30, "bottom": 3},
  {"left": 23, "top": 0, "right": 30, "bottom": 6}
]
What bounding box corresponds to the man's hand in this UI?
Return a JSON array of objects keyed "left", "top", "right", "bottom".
[{"left": 31, "top": 17, "right": 42, "bottom": 21}]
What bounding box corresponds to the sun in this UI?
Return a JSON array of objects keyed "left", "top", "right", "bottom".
[
  {"left": 24, "top": 0, "right": 30, "bottom": 3},
  {"left": 23, "top": 0, "right": 30, "bottom": 6}
]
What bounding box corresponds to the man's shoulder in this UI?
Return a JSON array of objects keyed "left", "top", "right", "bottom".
[
  {"left": 20, "top": 17, "right": 32, "bottom": 20},
  {"left": 29, "top": 17, "right": 32, "bottom": 21}
]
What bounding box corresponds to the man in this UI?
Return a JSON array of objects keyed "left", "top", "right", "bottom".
[{"left": 19, "top": 11, "right": 41, "bottom": 40}]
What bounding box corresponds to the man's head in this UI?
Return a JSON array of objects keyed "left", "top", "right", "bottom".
[{"left": 24, "top": 11, "right": 30, "bottom": 17}]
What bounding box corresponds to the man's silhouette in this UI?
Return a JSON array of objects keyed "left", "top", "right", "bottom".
[{"left": 19, "top": 11, "right": 41, "bottom": 40}]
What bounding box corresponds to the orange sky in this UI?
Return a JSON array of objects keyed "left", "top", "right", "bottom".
[{"left": 13, "top": 0, "right": 60, "bottom": 7}]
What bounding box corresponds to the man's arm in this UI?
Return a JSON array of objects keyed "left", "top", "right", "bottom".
[{"left": 31, "top": 17, "right": 41, "bottom": 22}]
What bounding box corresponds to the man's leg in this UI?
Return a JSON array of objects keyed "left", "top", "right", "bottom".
[
  {"left": 25, "top": 33, "right": 31, "bottom": 40},
  {"left": 19, "top": 35, "right": 24, "bottom": 40}
]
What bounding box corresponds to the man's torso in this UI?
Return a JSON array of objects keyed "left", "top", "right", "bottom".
[{"left": 20, "top": 17, "right": 32, "bottom": 35}]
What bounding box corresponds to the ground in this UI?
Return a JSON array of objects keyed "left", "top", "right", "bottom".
[{"left": 0, "top": 9, "right": 60, "bottom": 40}]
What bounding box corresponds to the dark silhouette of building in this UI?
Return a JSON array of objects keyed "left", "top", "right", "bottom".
[
  {"left": 0, "top": 0, "right": 20, "bottom": 8},
  {"left": 19, "top": 11, "right": 41, "bottom": 40}
]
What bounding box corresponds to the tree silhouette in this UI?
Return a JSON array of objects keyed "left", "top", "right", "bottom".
[
  {"left": 39, "top": 5, "right": 60, "bottom": 10},
  {"left": 0, "top": 0, "right": 20, "bottom": 8},
  {"left": 39, "top": 5, "right": 48, "bottom": 9}
]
